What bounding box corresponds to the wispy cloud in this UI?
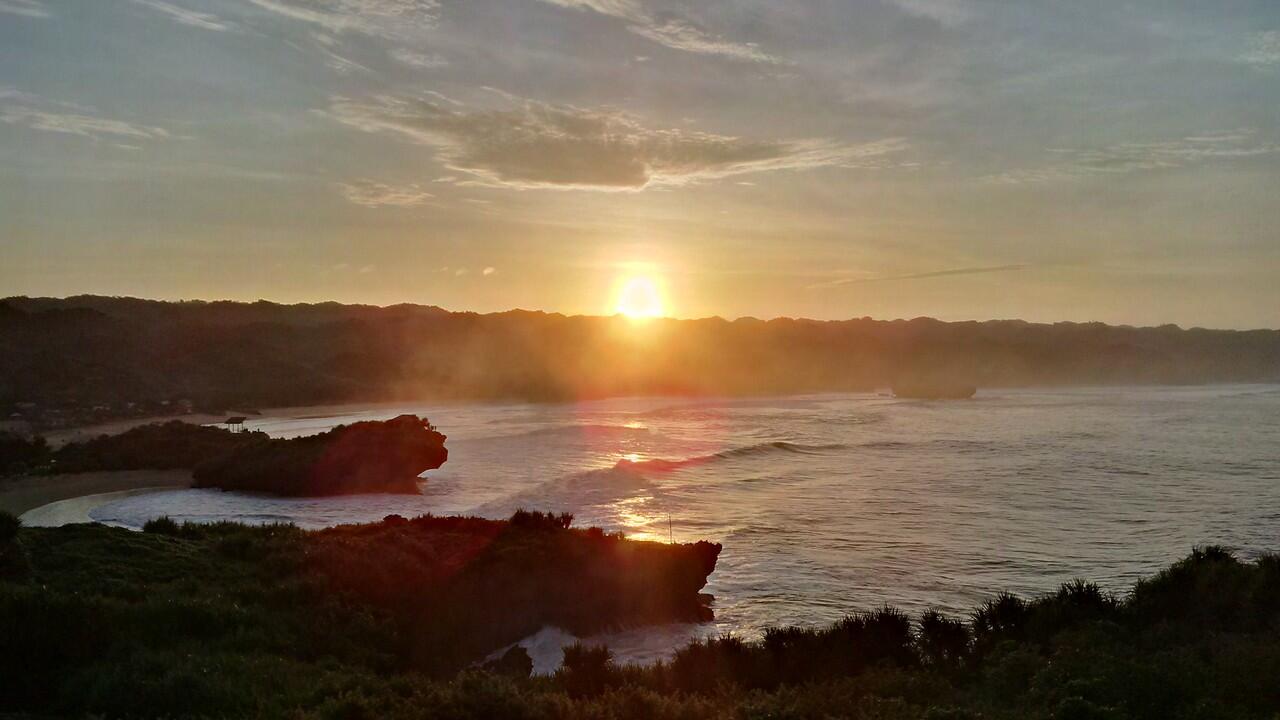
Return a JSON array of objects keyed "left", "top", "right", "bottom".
[
  {"left": 538, "top": 0, "right": 780, "bottom": 63},
  {"left": 327, "top": 93, "right": 906, "bottom": 190},
  {"left": 989, "top": 130, "right": 1280, "bottom": 184},
  {"left": 246, "top": 0, "right": 440, "bottom": 38},
  {"left": 0, "top": 0, "right": 48, "bottom": 18},
  {"left": 811, "top": 264, "right": 1025, "bottom": 289},
  {"left": 627, "top": 18, "right": 778, "bottom": 63},
  {"left": 129, "top": 0, "right": 233, "bottom": 31},
  {"left": 0, "top": 96, "right": 169, "bottom": 141},
  {"left": 307, "top": 34, "right": 373, "bottom": 74},
  {"left": 337, "top": 179, "right": 434, "bottom": 207},
  {"left": 888, "top": 0, "right": 970, "bottom": 26},
  {"left": 1240, "top": 31, "right": 1280, "bottom": 68},
  {"left": 389, "top": 48, "right": 448, "bottom": 69}
]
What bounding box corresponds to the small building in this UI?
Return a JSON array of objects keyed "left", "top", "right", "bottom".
[{"left": 222, "top": 416, "right": 248, "bottom": 433}]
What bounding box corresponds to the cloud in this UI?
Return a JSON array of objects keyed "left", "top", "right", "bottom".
[
  {"left": 627, "top": 18, "right": 779, "bottom": 63},
  {"left": 0, "top": 101, "right": 169, "bottom": 141},
  {"left": 537, "top": 0, "right": 780, "bottom": 63},
  {"left": 327, "top": 94, "right": 906, "bottom": 190},
  {"left": 129, "top": 0, "right": 233, "bottom": 31},
  {"left": 812, "top": 264, "right": 1025, "bottom": 288},
  {"left": 482, "top": 266, "right": 496, "bottom": 276},
  {"left": 0, "top": 0, "right": 48, "bottom": 17},
  {"left": 246, "top": 0, "right": 439, "bottom": 37},
  {"left": 887, "top": 0, "right": 970, "bottom": 26},
  {"left": 1240, "top": 31, "right": 1280, "bottom": 68},
  {"left": 337, "top": 179, "right": 434, "bottom": 207},
  {"left": 989, "top": 130, "right": 1280, "bottom": 184},
  {"left": 390, "top": 48, "right": 448, "bottom": 69}
]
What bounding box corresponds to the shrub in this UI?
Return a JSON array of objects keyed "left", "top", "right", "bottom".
[
  {"left": 0, "top": 510, "right": 20, "bottom": 543},
  {"left": 509, "top": 509, "right": 574, "bottom": 531},
  {"left": 1018, "top": 581, "right": 1121, "bottom": 646},
  {"left": 1129, "top": 545, "right": 1260, "bottom": 632},
  {"left": 142, "top": 516, "right": 181, "bottom": 536},
  {"left": 800, "top": 607, "right": 919, "bottom": 678},
  {"left": 918, "top": 611, "right": 970, "bottom": 669},
  {"left": 973, "top": 592, "right": 1028, "bottom": 656},
  {"left": 560, "top": 643, "right": 613, "bottom": 697}
]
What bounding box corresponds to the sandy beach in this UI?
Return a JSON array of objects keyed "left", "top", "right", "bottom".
[{"left": 0, "top": 469, "right": 192, "bottom": 520}]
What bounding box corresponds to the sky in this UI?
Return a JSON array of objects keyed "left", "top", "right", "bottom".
[{"left": 1, "top": 0, "right": 1278, "bottom": 328}]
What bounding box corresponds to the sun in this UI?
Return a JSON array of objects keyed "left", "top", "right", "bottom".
[{"left": 613, "top": 275, "right": 665, "bottom": 319}]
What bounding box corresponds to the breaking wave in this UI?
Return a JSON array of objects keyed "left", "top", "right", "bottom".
[
  {"left": 470, "top": 440, "right": 845, "bottom": 518},
  {"left": 616, "top": 440, "right": 846, "bottom": 474}
]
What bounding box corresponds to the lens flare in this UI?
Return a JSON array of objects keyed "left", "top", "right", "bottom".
[{"left": 614, "top": 276, "right": 665, "bottom": 319}]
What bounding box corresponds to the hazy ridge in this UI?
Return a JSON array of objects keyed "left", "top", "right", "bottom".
[{"left": 2, "top": 295, "right": 1278, "bottom": 415}]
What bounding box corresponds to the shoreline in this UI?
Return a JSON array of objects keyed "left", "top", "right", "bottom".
[
  {"left": 0, "top": 469, "right": 193, "bottom": 519},
  {"left": 19, "top": 486, "right": 183, "bottom": 527}
]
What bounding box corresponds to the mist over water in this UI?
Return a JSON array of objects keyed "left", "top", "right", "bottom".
[{"left": 92, "top": 386, "right": 1280, "bottom": 667}]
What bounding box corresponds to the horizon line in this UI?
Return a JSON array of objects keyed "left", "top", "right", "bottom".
[{"left": 3, "top": 293, "right": 1278, "bottom": 334}]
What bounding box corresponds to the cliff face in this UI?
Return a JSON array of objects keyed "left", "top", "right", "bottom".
[
  {"left": 192, "top": 414, "right": 447, "bottom": 496},
  {"left": 307, "top": 512, "right": 721, "bottom": 670}
]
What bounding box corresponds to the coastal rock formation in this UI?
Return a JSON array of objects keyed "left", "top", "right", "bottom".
[
  {"left": 1, "top": 510, "right": 722, "bottom": 704},
  {"left": 193, "top": 414, "right": 447, "bottom": 496},
  {"left": 305, "top": 511, "right": 721, "bottom": 671}
]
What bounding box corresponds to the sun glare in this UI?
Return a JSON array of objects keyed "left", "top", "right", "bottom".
[{"left": 614, "top": 276, "right": 665, "bottom": 319}]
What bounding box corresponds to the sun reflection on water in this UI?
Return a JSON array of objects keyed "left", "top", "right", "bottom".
[{"left": 610, "top": 494, "right": 668, "bottom": 542}]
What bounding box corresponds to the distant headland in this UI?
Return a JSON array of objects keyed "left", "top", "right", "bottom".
[{"left": 2, "top": 295, "right": 1278, "bottom": 433}]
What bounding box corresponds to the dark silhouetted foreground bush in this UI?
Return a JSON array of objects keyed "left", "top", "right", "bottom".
[
  {"left": 2, "top": 525, "right": 1277, "bottom": 719},
  {"left": 141, "top": 516, "right": 180, "bottom": 535},
  {"left": 0, "top": 511, "right": 720, "bottom": 715}
]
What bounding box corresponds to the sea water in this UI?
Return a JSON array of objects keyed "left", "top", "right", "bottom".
[{"left": 91, "top": 385, "right": 1280, "bottom": 670}]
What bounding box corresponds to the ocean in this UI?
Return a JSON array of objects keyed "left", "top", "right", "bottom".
[{"left": 89, "top": 385, "right": 1280, "bottom": 670}]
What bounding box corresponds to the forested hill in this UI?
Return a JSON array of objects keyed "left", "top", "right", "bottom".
[{"left": 2, "top": 295, "right": 1278, "bottom": 417}]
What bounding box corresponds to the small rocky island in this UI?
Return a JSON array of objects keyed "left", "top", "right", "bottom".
[
  {"left": 11, "top": 415, "right": 449, "bottom": 497},
  {"left": 193, "top": 414, "right": 447, "bottom": 496}
]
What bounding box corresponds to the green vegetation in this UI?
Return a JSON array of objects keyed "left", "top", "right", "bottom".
[
  {"left": 0, "top": 510, "right": 720, "bottom": 717},
  {"left": 0, "top": 430, "right": 50, "bottom": 476},
  {"left": 0, "top": 421, "right": 258, "bottom": 477},
  {"left": 53, "top": 421, "right": 263, "bottom": 473},
  {"left": 2, "top": 511, "right": 1277, "bottom": 719}
]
